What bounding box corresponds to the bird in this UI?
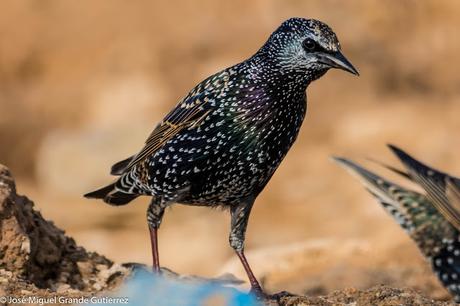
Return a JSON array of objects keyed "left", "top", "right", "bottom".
[
  {"left": 84, "top": 17, "right": 358, "bottom": 296},
  {"left": 334, "top": 145, "right": 460, "bottom": 302}
]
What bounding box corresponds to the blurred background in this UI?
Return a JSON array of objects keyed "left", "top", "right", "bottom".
[{"left": 2, "top": 0, "right": 460, "bottom": 299}]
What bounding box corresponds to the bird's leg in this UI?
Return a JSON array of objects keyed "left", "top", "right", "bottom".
[
  {"left": 229, "top": 200, "right": 265, "bottom": 297},
  {"left": 235, "top": 249, "right": 263, "bottom": 294},
  {"left": 147, "top": 198, "right": 165, "bottom": 273}
]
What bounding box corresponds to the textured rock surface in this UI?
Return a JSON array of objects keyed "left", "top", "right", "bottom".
[
  {"left": 0, "top": 164, "right": 130, "bottom": 294},
  {"left": 268, "top": 286, "right": 455, "bottom": 306}
]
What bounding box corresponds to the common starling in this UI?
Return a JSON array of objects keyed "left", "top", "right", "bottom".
[
  {"left": 85, "top": 18, "right": 358, "bottom": 296},
  {"left": 334, "top": 145, "right": 460, "bottom": 302}
]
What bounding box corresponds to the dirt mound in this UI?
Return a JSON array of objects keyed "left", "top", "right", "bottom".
[
  {"left": 272, "top": 286, "right": 455, "bottom": 306},
  {"left": 0, "top": 164, "right": 130, "bottom": 296}
]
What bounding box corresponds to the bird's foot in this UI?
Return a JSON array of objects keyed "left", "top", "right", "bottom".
[
  {"left": 152, "top": 266, "right": 161, "bottom": 274},
  {"left": 259, "top": 291, "right": 295, "bottom": 304},
  {"left": 249, "top": 285, "right": 268, "bottom": 300}
]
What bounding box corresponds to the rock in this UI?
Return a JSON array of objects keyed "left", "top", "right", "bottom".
[
  {"left": 56, "top": 284, "right": 70, "bottom": 293},
  {"left": 0, "top": 164, "right": 130, "bottom": 295},
  {"left": 20, "top": 289, "right": 32, "bottom": 295}
]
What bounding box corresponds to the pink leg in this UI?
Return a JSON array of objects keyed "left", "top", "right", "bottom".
[
  {"left": 236, "top": 250, "right": 264, "bottom": 296},
  {"left": 149, "top": 227, "right": 160, "bottom": 273}
]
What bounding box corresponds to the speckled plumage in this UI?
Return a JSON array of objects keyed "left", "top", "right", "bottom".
[
  {"left": 114, "top": 21, "right": 341, "bottom": 206},
  {"left": 335, "top": 145, "right": 460, "bottom": 302},
  {"left": 85, "top": 17, "right": 358, "bottom": 295}
]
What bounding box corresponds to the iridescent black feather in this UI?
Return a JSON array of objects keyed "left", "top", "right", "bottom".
[{"left": 388, "top": 145, "right": 460, "bottom": 231}]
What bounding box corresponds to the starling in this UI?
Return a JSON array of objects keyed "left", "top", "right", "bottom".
[
  {"left": 85, "top": 18, "right": 358, "bottom": 296},
  {"left": 334, "top": 145, "right": 460, "bottom": 302}
]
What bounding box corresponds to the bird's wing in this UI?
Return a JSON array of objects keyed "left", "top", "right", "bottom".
[
  {"left": 122, "top": 88, "right": 214, "bottom": 173},
  {"left": 388, "top": 144, "right": 460, "bottom": 232},
  {"left": 111, "top": 155, "right": 135, "bottom": 175},
  {"left": 111, "top": 70, "right": 233, "bottom": 175},
  {"left": 446, "top": 179, "right": 460, "bottom": 218}
]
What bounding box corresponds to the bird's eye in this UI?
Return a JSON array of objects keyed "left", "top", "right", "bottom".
[{"left": 302, "top": 38, "right": 317, "bottom": 52}]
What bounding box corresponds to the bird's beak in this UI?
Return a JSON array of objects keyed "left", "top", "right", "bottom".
[{"left": 318, "top": 51, "right": 359, "bottom": 76}]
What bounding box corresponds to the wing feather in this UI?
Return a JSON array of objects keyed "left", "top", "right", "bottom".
[
  {"left": 121, "top": 73, "right": 226, "bottom": 173},
  {"left": 389, "top": 145, "right": 460, "bottom": 231}
]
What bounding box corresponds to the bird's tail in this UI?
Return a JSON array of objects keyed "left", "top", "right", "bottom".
[
  {"left": 110, "top": 155, "right": 135, "bottom": 176},
  {"left": 332, "top": 156, "right": 422, "bottom": 232},
  {"left": 84, "top": 182, "right": 139, "bottom": 205},
  {"left": 332, "top": 156, "right": 405, "bottom": 202}
]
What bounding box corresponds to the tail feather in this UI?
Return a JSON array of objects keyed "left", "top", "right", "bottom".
[
  {"left": 365, "top": 157, "right": 411, "bottom": 180},
  {"left": 84, "top": 182, "right": 138, "bottom": 205},
  {"left": 111, "top": 155, "right": 135, "bottom": 176},
  {"left": 84, "top": 183, "right": 116, "bottom": 199},
  {"left": 104, "top": 190, "right": 139, "bottom": 205},
  {"left": 332, "top": 156, "right": 423, "bottom": 232}
]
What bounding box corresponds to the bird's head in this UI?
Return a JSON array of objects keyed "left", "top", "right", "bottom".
[{"left": 256, "top": 18, "right": 358, "bottom": 83}]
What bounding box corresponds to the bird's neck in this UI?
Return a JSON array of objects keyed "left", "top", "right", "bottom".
[{"left": 246, "top": 53, "right": 324, "bottom": 93}]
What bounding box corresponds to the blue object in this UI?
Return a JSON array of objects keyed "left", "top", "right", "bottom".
[{"left": 87, "top": 270, "right": 259, "bottom": 306}]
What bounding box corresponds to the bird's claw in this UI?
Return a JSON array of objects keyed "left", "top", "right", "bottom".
[{"left": 249, "top": 286, "right": 268, "bottom": 300}]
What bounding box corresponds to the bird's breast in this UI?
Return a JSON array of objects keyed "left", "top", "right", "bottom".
[{"left": 223, "top": 93, "right": 307, "bottom": 179}]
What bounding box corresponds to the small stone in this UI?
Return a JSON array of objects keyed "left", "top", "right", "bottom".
[
  {"left": 96, "top": 264, "right": 109, "bottom": 272},
  {"left": 77, "top": 261, "right": 94, "bottom": 276},
  {"left": 92, "top": 282, "right": 102, "bottom": 291},
  {"left": 57, "top": 284, "right": 70, "bottom": 293},
  {"left": 20, "top": 289, "right": 32, "bottom": 295},
  {"left": 20, "top": 239, "right": 31, "bottom": 254},
  {"left": 66, "top": 288, "right": 81, "bottom": 295},
  {"left": 58, "top": 271, "right": 70, "bottom": 283}
]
